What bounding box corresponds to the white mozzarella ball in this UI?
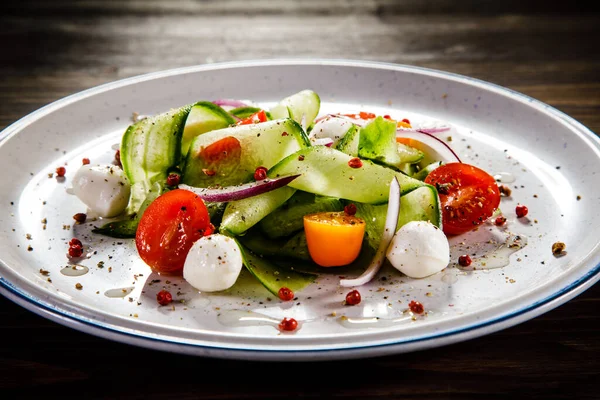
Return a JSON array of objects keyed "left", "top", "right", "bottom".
[
  {"left": 309, "top": 116, "right": 355, "bottom": 147},
  {"left": 183, "top": 234, "right": 243, "bottom": 292},
  {"left": 71, "top": 164, "right": 131, "bottom": 218},
  {"left": 386, "top": 221, "right": 450, "bottom": 278}
]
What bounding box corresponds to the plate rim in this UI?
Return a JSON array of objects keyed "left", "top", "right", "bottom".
[{"left": 1, "top": 58, "right": 599, "bottom": 360}]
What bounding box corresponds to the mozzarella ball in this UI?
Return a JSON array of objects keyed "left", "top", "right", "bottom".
[
  {"left": 386, "top": 221, "right": 449, "bottom": 278},
  {"left": 71, "top": 164, "right": 131, "bottom": 218},
  {"left": 183, "top": 234, "right": 243, "bottom": 292},
  {"left": 309, "top": 115, "right": 355, "bottom": 147}
]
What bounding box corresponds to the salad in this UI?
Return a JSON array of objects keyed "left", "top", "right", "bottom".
[{"left": 69, "top": 89, "right": 506, "bottom": 316}]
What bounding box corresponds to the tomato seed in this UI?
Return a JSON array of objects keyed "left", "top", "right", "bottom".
[
  {"left": 156, "top": 290, "right": 173, "bottom": 306},
  {"left": 409, "top": 300, "right": 424, "bottom": 314},
  {"left": 278, "top": 287, "right": 294, "bottom": 302},
  {"left": 345, "top": 290, "right": 361, "bottom": 305},
  {"left": 516, "top": 204, "right": 528, "bottom": 218},
  {"left": 458, "top": 254, "right": 472, "bottom": 267},
  {"left": 278, "top": 317, "right": 298, "bottom": 332},
  {"left": 348, "top": 157, "right": 363, "bottom": 168}
]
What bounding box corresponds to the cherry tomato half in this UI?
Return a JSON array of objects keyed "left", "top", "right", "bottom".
[
  {"left": 237, "top": 110, "right": 268, "bottom": 125},
  {"left": 304, "top": 211, "right": 365, "bottom": 267},
  {"left": 135, "top": 189, "right": 213, "bottom": 275},
  {"left": 199, "top": 136, "right": 241, "bottom": 164},
  {"left": 424, "top": 163, "right": 500, "bottom": 235}
]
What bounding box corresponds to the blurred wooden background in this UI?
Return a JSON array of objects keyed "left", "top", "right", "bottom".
[{"left": 1, "top": 1, "right": 599, "bottom": 398}]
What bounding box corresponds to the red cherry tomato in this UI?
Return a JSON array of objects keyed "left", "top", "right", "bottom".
[
  {"left": 424, "top": 163, "right": 500, "bottom": 235},
  {"left": 135, "top": 189, "right": 213, "bottom": 275},
  {"left": 199, "top": 136, "right": 241, "bottom": 164},
  {"left": 237, "top": 110, "right": 268, "bottom": 125}
]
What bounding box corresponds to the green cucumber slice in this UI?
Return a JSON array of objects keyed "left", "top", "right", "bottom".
[
  {"left": 358, "top": 116, "right": 424, "bottom": 168},
  {"left": 229, "top": 106, "right": 273, "bottom": 120},
  {"left": 355, "top": 184, "right": 442, "bottom": 252},
  {"left": 268, "top": 146, "right": 425, "bottom": 204},
  {"left": 182, "top": 102, "right": 235, "bottom": 156},
  {"left": 258, "top": 191, "right": 343, "bottom": 239},
  {"left": 235, "top": 240, "right": 316, "bottom": 296},
  {"left": 121, "top": 105, "right": 191, "bottom": 213},
  {"left": 238, "top": 229, "right": 311, "bottom": 261},
  {"left": 219, "top": 186, "right": 296, "bottom": 235},
  {"left": 269, "top": 90, "right": 320, "bottom": 130},
  {"left": 182, "top": 118, "right": 309, "bottom": 188},
  {"left": 413, "top": 161, "right": 443, "bottom": 181},
  {"left": 334, "top": 124, "right": 360, "bottom": 156}
]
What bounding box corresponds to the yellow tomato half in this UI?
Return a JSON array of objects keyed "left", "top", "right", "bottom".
[{"left": 303, "top": 212, "right": 365, "bottom": 267}]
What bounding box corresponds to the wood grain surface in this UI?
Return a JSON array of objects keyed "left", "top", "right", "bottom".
[{"left": 1, "top": 1, "right": 599, "bottom": 398}]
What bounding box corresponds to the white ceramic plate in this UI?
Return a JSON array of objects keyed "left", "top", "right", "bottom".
[{"left": 1, "top": 60, "right": 599, "bottom": 361}]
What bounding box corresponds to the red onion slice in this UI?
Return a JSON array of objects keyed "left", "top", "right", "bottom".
[
  {"left": 396, "top": 130, "right": 461, "bottom": 163},
  {"left": 212, "top": 99, "right": 249, "bottom": 108},
  {"left": 339, "top": 177, "right": 401, "bottom": 287},
  {"left": 178, "top": 174, "right": 300, "bottom": 203},
  {"left": 416, "top": 126, "right": 451, "bottom": 134}
]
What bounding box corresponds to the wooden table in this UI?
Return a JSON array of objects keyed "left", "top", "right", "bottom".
[{"left": 1, "top": 1, "right": 599, "bottom": 398}]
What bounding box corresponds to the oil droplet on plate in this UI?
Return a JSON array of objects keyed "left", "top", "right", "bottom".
[
  {"left": 471, "top": 233, "right": 528, "bottom": 270},
  {"left": 337, "top": 314, "right": 413, "bottom": 329},
  {"left": 441, "top": 272, "right": 459, "bottom": 284},
  {"left": 494, "top": 172, "right": 516, "bottom": 183},
  {"left": 217, "top": 310, "right": 281, "bottom": 328},
  {"left": 104, "top": 286, "right": 135, "bottom": 298},
  {"left": 60, "top": 264, "right": 89, "bottom": 277}
]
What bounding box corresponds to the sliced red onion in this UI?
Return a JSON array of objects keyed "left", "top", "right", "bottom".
[
  {"left": 417, "top": 126, "right": 451, "bottom": 134},
  {"left": 178, "top": 174, "right": 300, "bottom": 203},
  {"left": 212, "top": 99, "right": 249, "bottom": 108},
  {"left": 396, "top": 130, "right": 461, "bottom": 163},
  {"left": 339, "top": 177, "right": 401, "bottom": 287}
]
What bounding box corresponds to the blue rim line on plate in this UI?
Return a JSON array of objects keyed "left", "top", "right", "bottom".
[{"left": 1, "top": 59, "right": 599, "bottom": 358}]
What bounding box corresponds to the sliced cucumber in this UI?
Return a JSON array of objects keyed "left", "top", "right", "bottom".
[
  {"left": 238, "top": 229, "right": 311, "bottom": 261},
  {"left": 396, "top": 142, "right": 426, "bottom": 164},
  {"left": 358, "top": 116, "right": 424, "bottom": 168},
  {"left": 413, "top": 161, "right": 443, "bottom": 181},
  {"left": 398, "top": 163, "right": 418, "bottom": 176},
  {"left": 121, "top": 105, "right": 191, "bottom": 212},
  {"left": 219, "top": 186, "right": 296, "bottom": 235},
  {"left": 355, "top": 184, "right": 442, "bottom": 252},
  {"left": 182, "top": 118, "right": 309, "bottom": 188},
  {"left": 334, "top": 124, "right": 360, "bottom": 156},
  {"left": 269, "top": 90, "right": 320, "bottom": 131},
  {"left": 182, "top": 102, "right": 235, "bottom": 156},
  {"left": 229, "top": 106, "right": 273, "bottom": 120},
  {"left": 235, "top": 240, "right": 316, "bottom": 296},
  {"left": 268, "top": 146, "right": 424, "bottom": 204},
  {"left": 279, "top": 230, "right": 311, "bottom": 260},
  {"left": 258, "top": 191, "right": 343, "bottom": 239}
]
